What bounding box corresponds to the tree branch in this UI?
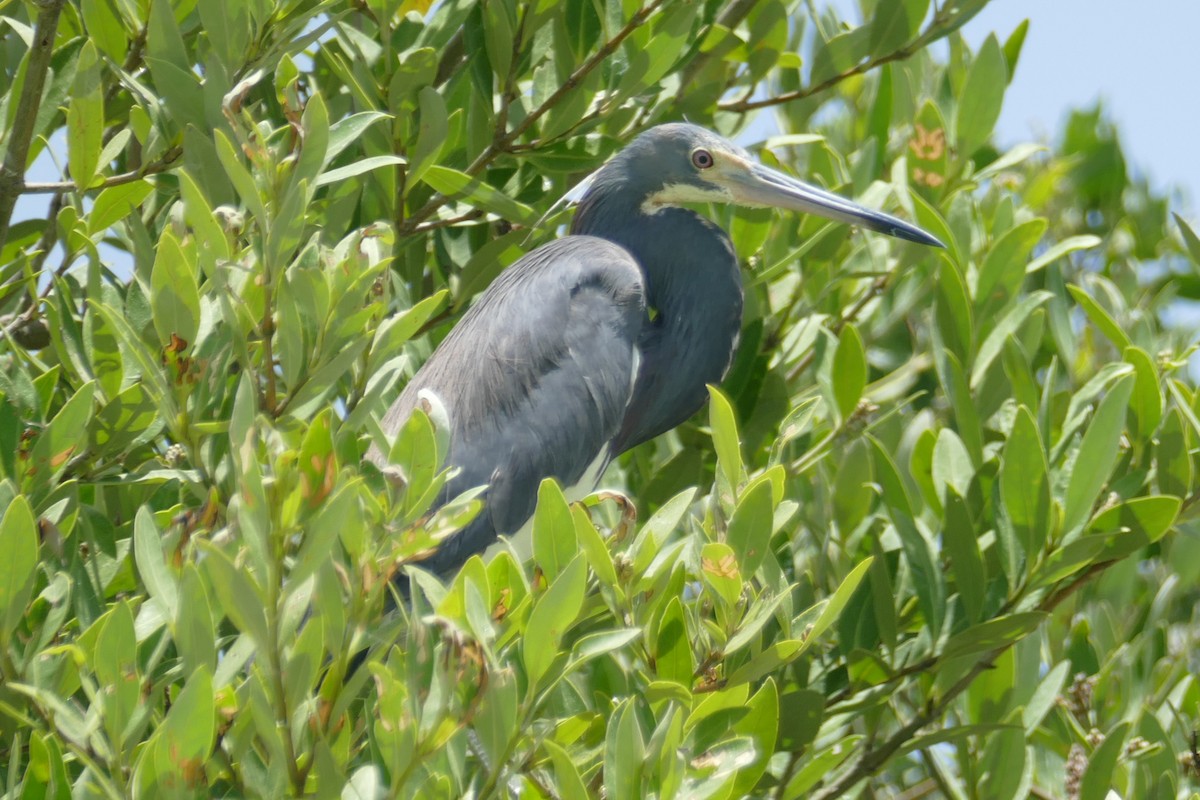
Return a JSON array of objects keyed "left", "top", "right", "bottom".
[
  {"left": 20, "top": 145, "right": 182, "bottom": 194},
  {"left": 396, "top": 0, "right": 668, "bottom": 236},
  {"left": 0, "top": 0, "right": 67, "bottom": 253},
  {"left": 808, "top": 559, "right": 1116, "bottom": 800},
  {"left": 718, "top": 6, "right": 961, "bottom": 113}
]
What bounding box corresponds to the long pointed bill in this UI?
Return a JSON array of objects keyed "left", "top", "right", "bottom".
[{"left": 729, "top": 162, "right": 945, "bottom": 248}]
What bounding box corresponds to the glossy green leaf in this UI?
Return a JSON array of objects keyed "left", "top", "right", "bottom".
[
  {"left": 1063, "top": 374, "right": 1135, "bottom": 533},
  {"left": 654, "top": 597, "right": 693, "bottom": 688},
  {"left": 955, "top": 34, "right": 1007, "bottom": 155},
  {"left": 1155, "top": 407, "right": 1191, "bottom": 497},
  {"left": 532, "top": 479, "right": 574, "bottom": 582},
  {"left": 941, "top": 612, "right": 1048, "bottom": 660},
  {"left": 150, "top": 227, "right": 201, "bottom": 349},
  {"left": 0, "top": 496, "right": 38, "bottom": 644},
  {"left": 869, "top": 0, "right": 928, "bottom": 55},
  {"left": 1001, "top": 406, "right": 1051, "bottom": 554},
  {"left": 1175, "top": 212, "right": 1200, "bottom": 265},
  {"left": 28, "top": 381, "right": 96, "bottom": 487},
  {"left": 975, "top": 218, "right": 1045, "bottom": 314},
  {"left": 943, "top": 489, "right": 986, "bottom": 621},
  {"left": 708, "top": 385, "right": 743, "bottom": 491},
  {"left": 832, "top": 324, "right": 867, "bottom": 422},
  {"left": 1025, "top": 234, "right": 1102, "bottom": 274},
  {"left": 798, "top": 557, "right": 874, "bottom": 658},
  {"left": 420, "top": 165, "right": 538, "bottom": 224},
  {"left": 971, "top": 291, "right": 1052, "bottom": 388},
  {"left": 1068, "top": 284, "right": 1132, "bottom": 352},
  {"left": 726, "top": 475, "right": 774, "bottom": 576},
  {"left": 1086, "top": 495, "right": 1181, "bottom": 560},
  {"left": 134, "top": 505, "right": 179, "bottom": 620},
  {"left": 1079, "top": 722, "right": 1130, "bottom": 800},
  {"left": 1124, "top": 346, "right": 1163, "bottom": 441},
  {"left": 67, "top": 42, "right": 104, "bottom": 190},
  {"left": 523, "top": 555, "right": 587, "bottom": 688},
  {"left": 89, "top": 181, "right": 154, "bottom": 235},
  {"left": 315, "top": 155, "right": 406, "bottom": 188}
]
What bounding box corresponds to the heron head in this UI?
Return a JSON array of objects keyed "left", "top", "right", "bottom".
[{"left": 610, "top": 123, "right": 943, "bottom": 248}]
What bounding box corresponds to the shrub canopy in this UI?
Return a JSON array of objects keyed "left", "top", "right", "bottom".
[{"left": 1, "top": 0, "right": 1199, "bottom": 798}]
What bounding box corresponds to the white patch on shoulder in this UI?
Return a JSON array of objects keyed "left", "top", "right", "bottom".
[
  {"left": 641, "top": 182, "right": 735, "bottom": 215},
  {"left": 416, "top": 388, "right": 452, "bottom": 432}
]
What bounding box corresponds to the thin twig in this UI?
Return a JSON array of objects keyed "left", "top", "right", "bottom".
[
  {"left": 0, "top": 0, "right": 67, "bottom": 253},
  {"left": 21, "top": 146, "right": 182, "bottom": 194},
  {"left": 719, "top": 7, "right": 958, "bottom": 113}
]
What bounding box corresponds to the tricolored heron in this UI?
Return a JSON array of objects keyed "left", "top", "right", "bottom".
[{"left": 368, "top": 123, "right": 943, "bottom": 575}]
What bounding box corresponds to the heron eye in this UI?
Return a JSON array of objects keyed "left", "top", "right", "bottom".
[{"left": 691, "top": 149, "right": 714, "bottom": 169}]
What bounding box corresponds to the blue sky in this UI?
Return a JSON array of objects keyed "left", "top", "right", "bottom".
[{"left": 949, "top": 0, "right": 1199, "bottom": 218}]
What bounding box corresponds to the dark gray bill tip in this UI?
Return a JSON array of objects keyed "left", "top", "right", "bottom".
[{"left": 887, "top": 223, "right": 946, "bottom": 248}]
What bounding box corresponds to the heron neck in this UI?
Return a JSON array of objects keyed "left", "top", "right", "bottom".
[
  {"left": 571, "top": 185, "right": 744, "bottom": 451},
  {"left": 570, "top": 189, "right": 741, "bottom": 316}
]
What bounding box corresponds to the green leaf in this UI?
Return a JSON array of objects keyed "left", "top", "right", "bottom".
[
  {"left": 971, "top": 290, "right": 1051, "bottom": 388},
  {"left": 1079, "top": 722, "right": 1130, "bottom": 800},
  {"left": 868, "top": 0, "right": 928, "bottom": 56},
  {"left": 975, "top": 218, "right": 1045, "bottom": 314},
  {"left": 1001, "top": 406, "right": 1051, "bottom": 555},
  {"left": 1155, "top": 407, "right": 1191, "bottom": 497},
  {"left": 708, "top": 385, "right": 743, "bottom": 491},
  {"left": 832, "top": 324, "right": 867, "bottom": 422},
  {"left": 315, "top": 155, "right": 406, "bottom": 188},
  {"left": 955, "top": 33, "right": 1007, "bottom": 155},
  {"left": 545, "top": 739, "right": 589, "bottom": 800},
  {"left": 1175, "top": 212, "right": 1200, "bottom": 265},
  {"left": 1087, "top": 495, "right": 1181, "bottom": 560},
  {"left": 784, "top": 735, "right": 862, "bottom": 797},
  {"left": 701, "top": 542, "right": 742, "bottom": 607},
  {"left": 654, "top": 597, "right": 693, "bottom": 688},
  {"left": 197, "top": 541, "right": 269, "bottom": 649},
  {"left": 154, "top": 665, "right": 215, "bottom": 788},
  {"left": 482, "top": 0, "right": 515, "bottom": 80},
  {"left": 1063, "top": 374, "right": 1135, "bottom": 534},
  {"left": 523, "top": 555, "right": 587, "bottom": 688},
  {"left": 1068, "top": 284, "right": 1132, "bottom": 352},
  {"left": 941, "top": 612, "right": 1048, "bottom": 660},
  {"left": 420, "top": 165, "right": 539, "bottom": 225},
  {"left": 726, "top": 475, "right": 774, "bottom": 576},
  {"left": 150, "top": 227, "right": 201, "bottom": 349},
  {"left": 572, "top": 505, "right": 618, "bottom": 587},
  {"left": 134, "top": 505, "right": 179, "bottom": 620},
  {"left": 532, "top": 479, "right": 574, "bottom": 582},
  {"left": 408, "top": 87, "right": 448, "bottom": 186},
  {"left": 1023, "top": 661, "right": 1070, "bottom": 733},
  {"left": 326, "top": 111, "right": 392, "bottom": 165},
  {"left": 89, "top": 181, "right": 154, "bottom": 235},
  {"left": 95, "top": 601, "right": 139, "bottom": 750},
  {"left": 67, "top": 42, "right": 104, "bottom": 190},
  {"left": 81, "top": 0, "right": 128, "bottom": 61},
  {"left": 1123, "top": 345, "right": 1162, "bottom": 441},
  {"left": 872, "top": 435, "right": 945, "bottom": 634},
  {"left": 1025, "top": 234, "right": 1102, "bottom": 274},
  {"left": 798, "top": 557, "right": 874, "bottom": 657},
  {"left": 28, "top": 381, "right": 96, "bottom": 486},
  {"left": 943, "top": 489, "right": 986, "bottom": 622},
  {"left": 176, "top": 563, "right": 217, "bottom": 677},
  {"left": 214, "top": 130, "right": 268, "bottom": 231},
  {"left": 0, "top": 496, "right": 38, "bottom": 645}
]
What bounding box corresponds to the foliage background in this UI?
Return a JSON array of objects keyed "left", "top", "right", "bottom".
[{"left": 2, "top": 0, "right": 1200, "bottom": 797}]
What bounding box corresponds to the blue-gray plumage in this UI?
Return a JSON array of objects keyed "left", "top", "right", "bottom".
[{"left": 368, "top": 123, "right": 943, "bottom": 576}]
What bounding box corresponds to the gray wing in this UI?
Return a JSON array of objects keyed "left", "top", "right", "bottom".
[{"left": 368, "top": 236, "right": 646, "bottom": 575}]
